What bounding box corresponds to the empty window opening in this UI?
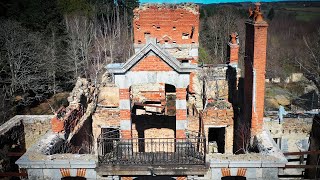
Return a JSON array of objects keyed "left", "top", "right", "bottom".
[
  {"left": 173, "top": 26, "right": 176, "bottom": 30},
  {"left": 208, "top": 127, "right": 225, "bottom": 153},
  {"left": 164, "top": 40, "right": 169, "bottom": 44},
  {"left": 182, "top": 33, "right": 189, "bottom": 39},
  {"left": 182, "top": 60, "right": 189, "bottom": 63},
  {"left": 173, "top": 41, "right": 176, "bottom": 44},
  {"left": 157, "top": 26, "right": 161, "bottom": 30},
  {"left": 138, "top": 40, "right": 142, "bottom": 44},
  {"left": 165, "top": 84, "right": 176, "bottom": 116},
  {"left": 144, "top": 32, "right": 151, "bottom": 39}
]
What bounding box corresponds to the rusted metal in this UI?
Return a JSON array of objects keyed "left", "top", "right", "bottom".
[
  {"left": 0, "top": 172, "right": 28, "bottom": 177},
  {"left": 283, "top": 151, "right": 320, "bottom": 156},
  {"left": 98, "top": 132, "right": 206, "bottom": 166}
]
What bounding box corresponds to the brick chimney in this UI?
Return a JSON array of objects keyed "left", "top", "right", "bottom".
[
  {"left": 227, "top": 32, "right": 239, "bottom": 66},
  {"left": 244, "top": 2, "right": 268, "bottom": 136},
  {"left": 132, "top": 4, "right": 199, "bottom": 94}
]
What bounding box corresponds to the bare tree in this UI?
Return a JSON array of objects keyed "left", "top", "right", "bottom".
[{"left": 296, "top": 28, "right": 320, "bottom": 109}]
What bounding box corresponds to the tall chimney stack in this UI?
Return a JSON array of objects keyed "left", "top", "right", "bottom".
[
  {"left": 244, "top": 2, "right": 268, "bottom": 136},
  {"left": 227, "top": 32, "right": 239, "bottom": 66}
]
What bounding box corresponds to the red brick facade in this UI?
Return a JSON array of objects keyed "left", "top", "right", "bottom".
[
  {"left": 227, "top": 33, "right": 239, "bottom": 64},
  {"left": 176, "top": 88, "right": 187, "bottom": 100},
  {"left": 119, "top": 88, "right": 130, "bottom": 100},
  {"left": 133, "top": 6, "right": 199, "bottom": 45},
  {"left": 176, "top": 129, "right": 187, "bottom": 139},
  {"left": 131, "top": 55, "right": 173, "bottom": 71},
  {"left": 121, "top": 130, "right": 132, "bottom": 139},
  {"left": 244, "top": 4, "right": 268, "bottom": 135},
  {"left": 176, "top": 109, "right": 187, "bottom": 120},
  {"left": 120, "top": 110, "right": 131, "bottom": 119}
]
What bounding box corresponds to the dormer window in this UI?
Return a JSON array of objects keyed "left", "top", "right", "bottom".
[
  {"left": 157, "top": 26, "right": 160, "bottom": 30},
  {"left": 138, "top": 40, "right": 142, "bottom": 44},
  {"left": 173, "top": 26, "right": 176, "bottom": 30}
]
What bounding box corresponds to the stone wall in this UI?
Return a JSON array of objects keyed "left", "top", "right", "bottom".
[
  {"left": 22, "top": 116, "right": 52, "bottom": 149},
  {"left": 264, "top": 118, "right": 312, "bottom": 153},
  {"left": 0, "top": 115, "right": 53, "bottom": 173},
  {"left": 16, "top": 131, "right": 96, "bottom": 180}
]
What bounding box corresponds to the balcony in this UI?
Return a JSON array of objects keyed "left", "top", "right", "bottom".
[{"left": 97, "top": 131, "right": 206, "bottom": 166}]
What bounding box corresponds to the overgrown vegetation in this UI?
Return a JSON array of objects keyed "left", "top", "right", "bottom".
[{"left": 0, "top": 0, "right": 138, "bottom": 124}]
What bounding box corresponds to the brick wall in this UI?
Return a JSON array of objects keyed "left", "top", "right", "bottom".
[
  {"left": 204, "top": 108, "right": 234, "bottom": 153},
  {"left": 243, "top": 6, "right": 268, "bottom": 136},
  {"left": 227, "top": 33, "right": 239, "bottom": 64},
  {"left": 133, "top": 5, "right": 199, "bottom": 45},
  {"left": 131, "top": 55, "right": 172, "bottom": 71},
  {"left": 92, "top": 108, "right": 120, "bottom": 154}
]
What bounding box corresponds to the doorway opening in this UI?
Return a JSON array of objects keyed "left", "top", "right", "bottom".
[{"left": 208, "top": 127, "right": 225, "bottom": 153}]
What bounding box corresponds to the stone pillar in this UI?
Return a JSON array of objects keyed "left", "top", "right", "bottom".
[
  {"left": 176, "top": 88, "right": 187, "bottom": 139},
  {"left": 119, "top": 88, "right": 132, "bottom": 139},
  {"left": 244, "top": 2, "right": 268, "bottom": 136}
]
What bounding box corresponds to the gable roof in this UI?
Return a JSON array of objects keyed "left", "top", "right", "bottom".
[{"left": 106, "top": 41, "right": 197, "bottom": 74}]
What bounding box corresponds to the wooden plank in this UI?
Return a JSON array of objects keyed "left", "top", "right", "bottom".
[
  {"left": 283, "top": 151, "right": 320, "bottom": 156},
  {"left": 0, "top": 172, "right": 28, "bottom": 177},
  {"left": 134, "top": 102, "right": 164, "bottom": 109}
]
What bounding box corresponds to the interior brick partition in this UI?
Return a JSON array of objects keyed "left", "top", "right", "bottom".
[{"left": 244, "top": 3, "right": 268, "bottom": 136}]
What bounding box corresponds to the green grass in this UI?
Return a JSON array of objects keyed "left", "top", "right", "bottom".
[
  {"left": 280, "top": 7, "right": 320, "bottom": 22},
  {"left": 295, "top": 12, "right": 320, "bottom": 22}
]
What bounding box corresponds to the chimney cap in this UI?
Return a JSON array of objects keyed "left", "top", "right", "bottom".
[
  {"left": 230, "top": 33, "right": 237, "bottom": 44},
  {"left": 255, "top": 12, "right": 264, "bottom": 23}
]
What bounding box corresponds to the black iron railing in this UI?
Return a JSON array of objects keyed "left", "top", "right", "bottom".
[{"left": 98, "top": 133, "right": 206, "bottom": 165}]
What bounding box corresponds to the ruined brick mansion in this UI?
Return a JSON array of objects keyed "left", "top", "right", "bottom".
[{"left": 0, "top": 3, "right": 291, "bottom": 180}]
